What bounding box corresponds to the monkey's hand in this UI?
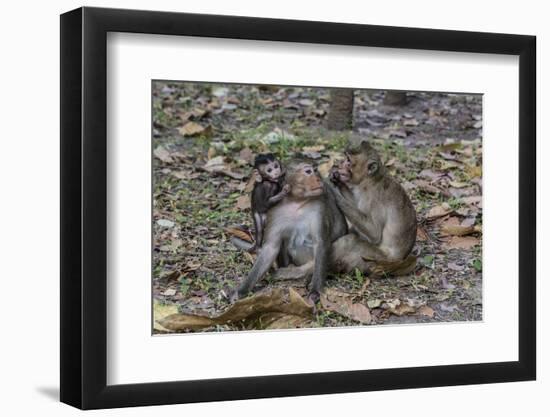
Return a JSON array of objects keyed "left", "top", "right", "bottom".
[
  {"left": 268, "top": 184, "right": 291, "bottom": 206},
  {"left": 329, "top": 166, "right": 341, "bottom": 184},
  {"left": 253, "top": 169, "right": 262, "bottom": 183},
  {"left": 326, "top": 181, "right": 348, "bottom": 203}
]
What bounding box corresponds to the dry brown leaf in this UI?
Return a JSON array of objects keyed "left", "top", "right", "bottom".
[
  {"left": 437, "top": 142, "right": 463, "bottom": 152},
  {"left": 414, "top": 180, "right": 442, "bottom": 195},
  {"left": 439, "top": 160, "right": 462, "bottom": 170},
  {"left": 163, "top": 288, "right": 176, "bottom": 296},
  {"left": 466, "top": 165, "right": 482, "bottom": 178},
  {"left": 183, "top": 260, "right": 201, "bottom": 272},
  {"left": 203, "top": 155, "right": 225, "bottom": 171},
  {"left": 386, "top": 299, "right": 416, "bottom": 316},
  {"left": 346, "top": 303, "right": 372, "bottom": 324},
  {"left": 426, "top": 204, "right": 452, "bottom": 220},
  {"left": 225, "top": 227, "right": 253, "bottom": 243},
  {"left": 153, "top": 300, "right": 179, "bottom": 332},
  {"left": 259, "top": 314, "right": 311, "bottom": 329},
  {"left": 222, "top": 171, "right": 246, "bottom": 180},
  {"left": 321, "top": 288, "right": 371, "bottom": 324},
  {"left": 447, "top": 262, "right": 464, "bottom": 271},
  {"left": 385, "top": 158, "right": 397, "bottom": 167},
  {"left": 420, "top": 169, "right": 445, "bottom": 181},
  {"left": 302, "top": 145, "right": 325, "bottom": 153},
  {"left": 159, "top": 269, "right": 182, "bottom": 281},
  {"left": 238, "top": 147, "right": 255, "bottom": 165},
  {"left": 418, "top": 305, "right": 435, "bottom": 318},
  {"left": 153, "top": 146, "right": 173, "bottom": 163},
  {"left": 180, "top": 107, "right": 208, "bottom": 122},
  {"left": 440, "top": 216, "right": 460, "bottom": 227},
  {"left": 441, "top": 224, "right": 476, "bottom": 236},
  {"left": 200, "top": 156, "right": 246, "bottom": 180},
  {"left": 461, "top": 217, "right": 477, "bottom": 227},
  {"left": 235, "top": 195, "right": 251, "bottom": 210},
  {"left": 171, "top": 170, "right": 190, "bottom": 180},
  {"left": 159, "top": 287, "right": 314, "bottom": 331},
  {"left": 207, "top": 147, "right": 216, "bottom": 160},
  {"left": 439, "top": 216, "right": 477, "bottom": 236},
  {"left": 178, "top": 121, "right": 211, "bottom": 137},
  {"left": 288, "top": 287, "right": 315, "bottom": 313},
  {"left": 159, "top": 312, "right": 216, "bottom": 331},
  {"left": 461, "top": 196, "right": 482, "bottom": 207},
  {"left": 449, "top": 180, "right": 469, "bottom": 188},
  {"left": 403, "top": 118, "right": 419, "bottom": 127},
  {"left": 179, "top": 112, "right": 192, "bottom": 122},
  {"left": 389, "top": 129, "right": 407, "bottom": 138},
  {"left": 444, "top": 236, "right": 480, "bottom": 250},
  {"left": 207, "top": 98, "right": 221, "bottom": 110},
  {"left": 416, "top": 226, "right": 429, "bottom": 241},
  {"left": 193, "top": 107, "right": 208, "bottom": 117},
  {"left": 170, "top": 151, "right": 193, "bottom": 163}
]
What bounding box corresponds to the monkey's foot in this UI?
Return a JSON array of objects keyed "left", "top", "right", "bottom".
[
  {"left": 227, "top": 288, "right": 245, "bottom": 304},
  {"left": 307, "top": 290, "right": 321, "bottom": 310}
]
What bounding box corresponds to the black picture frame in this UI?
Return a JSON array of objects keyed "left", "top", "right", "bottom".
[{"left": 60, "top": 6, "right": 536, "bottom": 410}]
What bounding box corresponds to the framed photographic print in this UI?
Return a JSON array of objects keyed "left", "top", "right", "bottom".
[{"left": 60, "top": 6, "right": 536, "bottom": 410}]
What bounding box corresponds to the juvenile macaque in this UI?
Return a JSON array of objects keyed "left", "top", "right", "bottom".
[
  {"left": 234, "top": 162, "right": 347, "bottom": 304},
  {"left": 249, "top": 153, "right": 290, "bottom": 252},
  {"left": 329, "top": 141, "right": 417, "bottom": 271}
]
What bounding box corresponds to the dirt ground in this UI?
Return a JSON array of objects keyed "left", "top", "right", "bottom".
[{"left": 152, "top": 81, "right": 483, "bottom": 332}]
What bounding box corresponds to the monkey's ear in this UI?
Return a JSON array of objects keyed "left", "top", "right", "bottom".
[{"left": 367, "top": 161, "right": 379, "bottom": 176}]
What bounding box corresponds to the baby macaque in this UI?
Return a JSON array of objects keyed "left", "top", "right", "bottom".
[{"left": 250, "top": 153, "right": 290, "bottom": 252}]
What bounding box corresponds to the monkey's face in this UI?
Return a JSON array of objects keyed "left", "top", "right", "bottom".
[
  {"left": 345, "top": 142, "right": 382, "bottom": 184},
  {"left": 334, "top": 155, "right": 352, "bottom": 183},
  {"left": 289, "top": 163, "right": 324, "bottom": 198},
  {"left": 259, "top": 160, "right": 283, "bottom": 182}
]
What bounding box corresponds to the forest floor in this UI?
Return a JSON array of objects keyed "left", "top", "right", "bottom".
[{"left": 152, "top": 81, "right": 483, "bottom": 333}]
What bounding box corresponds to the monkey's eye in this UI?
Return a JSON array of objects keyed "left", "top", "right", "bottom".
[
  {"left": 267, "top": 168, "right": 272, "bottom": 173},
  {"left": 305, "top": 168, "right": 313, "bottom": 175}
]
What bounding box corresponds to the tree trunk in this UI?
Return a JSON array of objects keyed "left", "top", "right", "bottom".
[
  {"left": 327, "top": 89, "right": 354, "bottom": 130},
  {"left": 384, "top": 91, "right": 407, "bottom": 106}
]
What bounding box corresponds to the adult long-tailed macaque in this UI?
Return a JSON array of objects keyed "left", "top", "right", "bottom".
[
  {"left": 329, "top": 141, "right": 417, "bottom": 271},
  {"left": 233, "top": 162, "right": 347, "bottom": 304}
]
